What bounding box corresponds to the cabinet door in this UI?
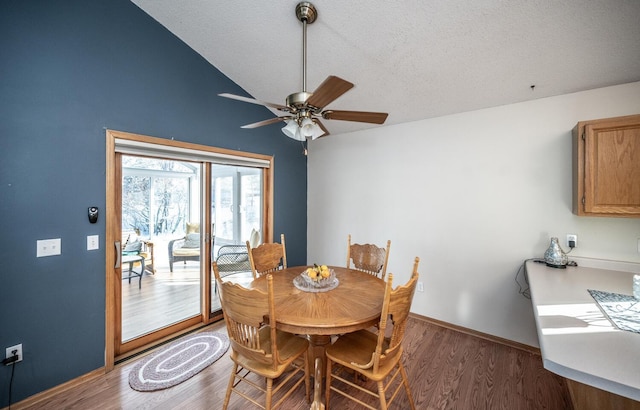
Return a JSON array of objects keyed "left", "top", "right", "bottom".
[{"left": 575, "top": 114, "right": 640, "bottom": 217}]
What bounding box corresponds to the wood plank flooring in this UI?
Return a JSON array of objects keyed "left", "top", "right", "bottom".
[
  {"left": 14, "top": 317, "right": 573, "bottom": 410},
  {"left": 121, "top": 264, "right": 206, "bottom": 341},
  {"left": 121, "top": 264, "right": 253, "bottom": 341}
]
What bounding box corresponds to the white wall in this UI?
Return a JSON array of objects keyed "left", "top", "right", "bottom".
[{"left": 307, "top": 81, "right": 640, "bottom": 347}]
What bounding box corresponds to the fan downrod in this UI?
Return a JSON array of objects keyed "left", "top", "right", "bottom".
[{"left": 296, "top": 2, "right": 317, "bottom": 24}]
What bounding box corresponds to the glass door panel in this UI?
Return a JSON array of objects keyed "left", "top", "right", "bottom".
[
  {"left": 213, "top": 175, "right": 235, "bottom": 246},
  {"left": 240, "top": 172, "right": 262, "bottom": 240},
  {"left": 120, "top": 156, "right": 202, "bottom": 343},
  {"left": 211, "top": 165, "right": 262, "bottom": 314}
]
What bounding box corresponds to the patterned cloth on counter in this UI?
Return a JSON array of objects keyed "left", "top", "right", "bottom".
[{"left": 588, "top": 289, "right": 640, "bottom": 334}]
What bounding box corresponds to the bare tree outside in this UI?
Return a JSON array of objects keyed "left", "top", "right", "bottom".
[{"left": 122, "top": 157, "right": 195, "bottom": 237}]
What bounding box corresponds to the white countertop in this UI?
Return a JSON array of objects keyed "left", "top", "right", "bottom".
[{"left": 526, "top": 258, "right": 640, "bottom": 401}]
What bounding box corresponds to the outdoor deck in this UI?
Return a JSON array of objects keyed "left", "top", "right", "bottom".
[{"left": 121, "top": 239, "right": 252, "bottom": 342}]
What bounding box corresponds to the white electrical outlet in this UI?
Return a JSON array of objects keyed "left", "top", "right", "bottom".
[
  {"left": 5, "top": 344, "right": 22, "bottom": 365},
  {"left": 36, "top": 238, "right": 61, "bottom": 257},
  {"left": 417, "top": 282, "right": 424, "bottom": 292},
  {"left": 87, "top": 235, "right": 99, "bottom": 250},
  {"left": 566, "top": 234, "right": 577, "bottom": 248}
]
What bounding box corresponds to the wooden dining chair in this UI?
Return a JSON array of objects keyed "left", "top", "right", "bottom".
[
  {"left": 213, "top": 262, "right": 310, "bottom": 410},
  {"left": 325, "top": 257, "right": 420, "bottom": 410},
  {"left": 246, "top": 233, "right": 287, "bottom": 279},
  {"left": 346, "top": 234, "right": 391, "bottom": 279}
]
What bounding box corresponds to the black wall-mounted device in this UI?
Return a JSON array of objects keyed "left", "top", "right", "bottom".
[{"left": 88, "top": 207, "right": 99, "bottom": 223}]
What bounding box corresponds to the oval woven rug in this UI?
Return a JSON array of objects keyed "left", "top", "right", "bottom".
[{"left": 129, "top": 331, "right": 229, "bottom": 392}]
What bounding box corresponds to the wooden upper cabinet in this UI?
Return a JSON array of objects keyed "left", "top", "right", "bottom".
[{"left": 573, "top": 114, "right": 640, "bottom": 217}]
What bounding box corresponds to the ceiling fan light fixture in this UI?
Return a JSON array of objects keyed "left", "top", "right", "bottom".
[
  {"left": 310, "top": 128, "right": 324, "bottom": 140},
  {"left": 302, "top": 118, "right": 324, "bottom": 140},
  {"left": 300, "top": 117, "right": 315, "bottom": 136},
  {"left": 282, "top": 120, "right": 305, "bottom": 141}
]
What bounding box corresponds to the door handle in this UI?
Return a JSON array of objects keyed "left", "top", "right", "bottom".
[{"left": 114, "top": 241, "right": 121, "bottom": 268}]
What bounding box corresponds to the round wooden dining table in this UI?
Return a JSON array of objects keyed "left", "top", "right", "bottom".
[
  {"left": 248, "top": 265, "right": 386, "bottom": 365},
  {"left": 247, "top": 266, "right": 386, "bottom": 407}
]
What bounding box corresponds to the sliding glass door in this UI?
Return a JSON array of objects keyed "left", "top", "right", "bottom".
[{"left": 106, "top": 129, "right": 273, "bottom": 366}]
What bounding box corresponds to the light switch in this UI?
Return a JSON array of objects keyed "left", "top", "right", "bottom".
[
  {"left": 37, "top": 238, "right": 61, "bottom": 257},
  {"left": 87, "top": 235, "right": 99, "bottom": 251}
]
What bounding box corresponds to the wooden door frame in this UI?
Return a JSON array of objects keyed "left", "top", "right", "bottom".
[{"left": 105, "top": 129, "right": 273, "bottom": 371}]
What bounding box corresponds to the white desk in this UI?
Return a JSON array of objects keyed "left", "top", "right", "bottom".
[{"left": 526, "top": 258, "right": 640, "bottom": 405}]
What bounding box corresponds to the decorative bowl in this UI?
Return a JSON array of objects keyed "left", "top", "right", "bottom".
[{"left": 293, "top": 265, "right": 339, "bottom": 292}]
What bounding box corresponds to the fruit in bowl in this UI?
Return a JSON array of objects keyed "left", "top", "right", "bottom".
[
  {"left": 306, "top": 264, "right": 331, "bottom": 281},
  {"left": 294, "top": 264, "right": 339, "bottom": 292}
]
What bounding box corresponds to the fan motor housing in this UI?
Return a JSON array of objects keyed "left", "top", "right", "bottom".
[
  {"left": 296, "top": 2, "right": 317, "bottom": 24},
  {"left": 286, "top": 92, "right": 314, "bottom": 110}
]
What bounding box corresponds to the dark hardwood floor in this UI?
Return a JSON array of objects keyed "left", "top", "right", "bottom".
[{"left": 14, "top": 316, "right": 572, "bottom": 410}]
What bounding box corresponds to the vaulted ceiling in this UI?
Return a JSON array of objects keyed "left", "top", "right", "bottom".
[{"left": 132, "top": 0, "right": 640, "bottom": 136}]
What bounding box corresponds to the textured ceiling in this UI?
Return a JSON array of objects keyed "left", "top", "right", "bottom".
[{"left": 131, "top": 0, "right": 640, "bottom": 136}]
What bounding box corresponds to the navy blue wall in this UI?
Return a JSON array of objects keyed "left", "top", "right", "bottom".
[{"left": 0, "top": 0, "right": 307, "bottom": 405}]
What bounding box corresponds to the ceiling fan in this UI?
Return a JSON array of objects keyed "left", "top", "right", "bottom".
[{"left": 219, "top": 2, "right": 388, "bottom": 141}]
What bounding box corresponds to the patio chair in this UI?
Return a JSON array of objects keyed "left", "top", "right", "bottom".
[
  {"left": 122, "top": 231, "right": 155, "bottom": 275},
  {"left": 168, "top": 222, "right": 201, "bottom": 272},
  {"left": 216, "top": 245, "right": 251, "bottom": 274}
]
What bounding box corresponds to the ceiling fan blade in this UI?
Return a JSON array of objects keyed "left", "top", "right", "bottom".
[
  {"left": 314, "top": 119, "right": 330, "bottom": 138},
  {"left": 306, "top": 76, "right": 354, "bottom": 109},
  {"left": 219, "top": 93, "right": 290, "bottom": 111},
  {"left": 241, "top": 116, "right": 291, "bottom": 129},
  {"left": 322, "top": 110, "right": 388, "bottom": 124}
]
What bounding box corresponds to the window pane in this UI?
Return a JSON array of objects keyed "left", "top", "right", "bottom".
[{"left": 212, "top": 166, "right": 262, "bottom": 246}]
